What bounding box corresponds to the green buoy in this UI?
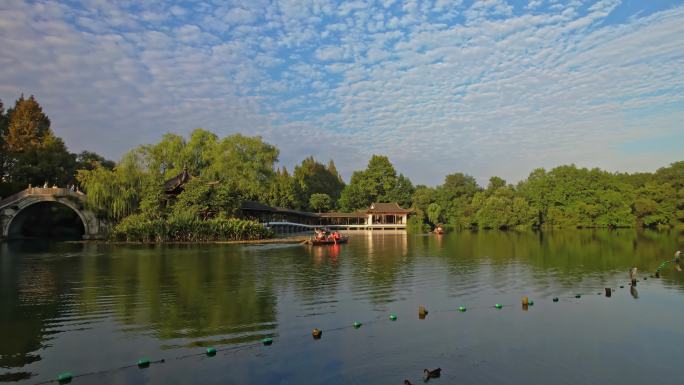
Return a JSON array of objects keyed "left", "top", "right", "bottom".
[
  {"left": 575, "top": 294, "right": 581, "bottom": 298},
  {"left": 528, "top": 300, "right": 534, "bottom": 306},
  {"left": 389, "top": 314, "right": 398, "bottom": 321},
  {"left": 552, "top": 297, "right": 559, "bottom": 302},
  {"left": 206, "top": 347, "right": 216, "bottom": 356},
  {"left": 458, "top": 306, "right": 467, "bottom": 312},
  {"left": 137, "top": 358, "right": 150, "bottom": 368},
  {"left": 495, "top": 303, "right": 503, "bottom": 309},
  {"left": 57, "top": 372, "right": 73, "bottom": 384},
  {"left": 353, "top": 321, "right": 362, "bottom": 329},
  {"left": 262, "top": 337, "right": 273, "bottom": 346}
]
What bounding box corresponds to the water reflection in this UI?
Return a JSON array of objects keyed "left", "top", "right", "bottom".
[{"left": 1, "top": 229, "right": 684, "bottom": 384}]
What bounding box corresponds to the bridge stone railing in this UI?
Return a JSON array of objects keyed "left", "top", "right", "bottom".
[
  {"left": 0, "top": 188, "right": 86, "bottom": 209},
  {"left": 0, "top": 187, "right": 107, "bottom": 240}
]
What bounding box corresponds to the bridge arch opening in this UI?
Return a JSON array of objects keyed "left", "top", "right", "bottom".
[{"left": 7, "top": 201, "right": 86, "bottom": 240}]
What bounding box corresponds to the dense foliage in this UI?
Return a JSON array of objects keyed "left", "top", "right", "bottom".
[
  {"left": 75, "top": 129, "right": 278, "bottom": 241},
  {"left": 411, "top": 164, "right": 684, "bottom": 230},
  {"left": 309, "top": 193, "right": 332, "bottom": 213},
  {"left": 110, "top": 214, "right": 272, "bottom": 242},
  {"left": 0, "top": 95, "right": 113, "bottom": 197},
  {"left": 293, "top": 157, "right": 344, "bottom": 210},
  {"left": 3, "top": 94, "right": 683, "bottom": 237},
  {"left": 338, "top": 155, "right": 414, "bottom": 211}
]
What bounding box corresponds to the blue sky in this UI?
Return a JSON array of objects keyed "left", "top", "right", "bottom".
[{"left": 1, "top": 0, "right": 683, "bottom": 185}]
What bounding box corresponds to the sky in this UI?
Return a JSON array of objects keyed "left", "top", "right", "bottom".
[{"left": 1, "top": 0, "right": 683, "bottom": 186}]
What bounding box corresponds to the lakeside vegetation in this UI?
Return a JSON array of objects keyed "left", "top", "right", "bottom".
[{"left": 2, "top": 94, "right": 683, "bottom": 239}]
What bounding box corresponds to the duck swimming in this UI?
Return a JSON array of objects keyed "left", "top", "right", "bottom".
[{"left": 423, "top": 368, "right": 441, "bottom": 381}]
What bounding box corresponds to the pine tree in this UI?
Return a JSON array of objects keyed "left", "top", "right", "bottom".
[
  {"left": 0, "top": 100, "right": 7, "bottom": 182},
  {"left": 4, "top": 95, "right": 52, "bottom": 152}
]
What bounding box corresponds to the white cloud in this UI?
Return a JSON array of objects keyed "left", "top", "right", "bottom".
[{"left": 0, "top": 0, "right": 683, "bottom": 185}]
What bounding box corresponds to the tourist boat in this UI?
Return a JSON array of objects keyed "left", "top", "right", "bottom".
[
  {"left": 304, "top": 236, "right": 349, "bottom": 245},
  {"left": 305, "top": 230, "right": 349, "bottom": 245}
]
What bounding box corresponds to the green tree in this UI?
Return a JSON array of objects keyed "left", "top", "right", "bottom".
[
  {"left": 76, "top": 151, "right": 115, "bottom": 171},
  {"left": 426, "top": 203, "right": 442, "bottom": 225},
  {"left": 338, "top": 174, "right": 372, "bottom": 212},
  {"left": 411, "top": 185, "right": 436, "bottom": 222},
  {"left": 1, "top": 95, "right": 77, "bottom": 187},
  {"left": 338, "top": 155, "right": 409, "bottom": 211},
  {"left": 435, "top": 172, "right": 480, "bottom": 228},
  {"left": 633, "top": 182, "right": 676, "bottom": 228},
  {"left": 517, "top": 165, "right": 636, "bottom": 228},
  {"left": 293, "top": 156, "right": 345, "bottom": 210},
  {"left": 655, "top": 161, "right": 684, "bottom": 190},
  {"left": 0, "top": 95, "right": 118, "bottom": 195},
  {"left": 386, "top": 174, "right": 415, "bottom": 208},
  {"left": 0, "top": 100, "right": 7, "bottom": 183},
  {"left": 3, "top": 95, "right": 51, "bottom": 152},
  {"left": 77, "top": 165, "right": 142, "bottom": 220},
  {"left": 7, "top": 131, "right": 76, "bottom": 187},
  {"left": 182, "top": 129, "right": 218, "bottom": 175},
  {"left": 173, "top": 178, "right": 243, "bottom": 220},
  {"left": 206, "top": 134, "right": 279, "bottom": 199},
  {"left": 264, "top": 167, "right": 299, "bottom": 208},
  {"left": 309, "top": 193, "right": 332, "bottom": 213},
  {"left": 486, "top": 176, "right": 506, "bottom": 193}
]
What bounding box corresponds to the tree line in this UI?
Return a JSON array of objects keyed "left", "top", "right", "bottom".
[
  {"left": 0, "top": 95, "right": 114, "bottom": 197},
  {"left": 2, "top": 95, "right": 683, "bottom": 232}
]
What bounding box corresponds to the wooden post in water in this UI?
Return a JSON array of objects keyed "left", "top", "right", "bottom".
[
  {"left": 418, "top": 306, "right": 428, "bottom": 319},
  {"left": 605, "top": 288, "right": 612, "bottom": 297},
  {"left": 629, "top": 267, "right": 638, "bottom": 285},
  {"left": 521, "top": 296, "right": 529, "bottom": 311}
]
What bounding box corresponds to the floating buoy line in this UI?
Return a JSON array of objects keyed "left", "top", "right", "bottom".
[{"left": 32, "top": 262, "right": 679, "bottom": 385}]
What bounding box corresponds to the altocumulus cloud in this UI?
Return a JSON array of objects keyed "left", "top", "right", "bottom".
[{"left": 0, "top": 0, "right": 683, "bottom": 185}]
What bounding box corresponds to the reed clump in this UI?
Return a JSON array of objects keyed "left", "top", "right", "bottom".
[{"left": 111, "top": 213, "right": 273, "bottom": 242}]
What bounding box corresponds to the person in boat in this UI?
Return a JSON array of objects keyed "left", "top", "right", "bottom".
[{"left": 332, "top": 231, "right": 341, "bottom": 241}]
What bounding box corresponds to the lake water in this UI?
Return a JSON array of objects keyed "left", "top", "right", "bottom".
[{"left": 2, "top": 230, "right": 684, "bottom": 385}]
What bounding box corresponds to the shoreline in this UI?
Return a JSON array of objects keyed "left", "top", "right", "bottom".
[{"left": 63, "top": 236, "right": 311, "bottom": 245}]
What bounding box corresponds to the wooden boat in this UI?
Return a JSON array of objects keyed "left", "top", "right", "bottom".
[{"left": 304, "top": 236, "right": 349, "bottom": 245}]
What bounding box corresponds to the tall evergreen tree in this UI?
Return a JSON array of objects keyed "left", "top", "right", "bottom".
[
  {"left": 4, "top": 95, "right": 51, "bottom": 152},
  {"left": 0, "top": 100, "right": 7, "bottom": 182},
  {"left": 293, "top": 156, "right": 345, "bottom": 210}
]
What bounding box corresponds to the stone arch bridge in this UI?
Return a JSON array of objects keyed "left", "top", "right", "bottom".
[{"left": 0, "top": 187, "right": 108, "bottom": 240}]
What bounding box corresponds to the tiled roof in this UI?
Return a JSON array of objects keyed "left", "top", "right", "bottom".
[
  {"left": 163, "top": 169, "right": 191, "bottom": 192},
  {"left": 241, "top": 201, "right": 411, "bottom": 216},
  {"left": 367, "top": 202, "right": 412, "bottom": 213},
  {"left": 318, "top": 212, "right": 366, "bottom": 218}
]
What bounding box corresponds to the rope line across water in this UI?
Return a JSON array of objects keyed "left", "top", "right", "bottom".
[{"left": 30, "top": 262, "right": 676, "bottom": 385}]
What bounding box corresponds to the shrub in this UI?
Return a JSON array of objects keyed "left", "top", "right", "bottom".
[{"left": 111, "top": 213, "right": 273, "bottom": 242}]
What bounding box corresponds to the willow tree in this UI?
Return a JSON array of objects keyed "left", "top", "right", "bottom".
[
  {"left": 77, "top": 129, "right": 280, "bottom": 221},
  {"left": 76, "top": 151, "right": 146, "bottom": 220}
]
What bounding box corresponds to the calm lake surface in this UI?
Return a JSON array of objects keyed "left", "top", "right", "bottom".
[{"left": 2, "top": 230, "right": 684, "bottom": 385}]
